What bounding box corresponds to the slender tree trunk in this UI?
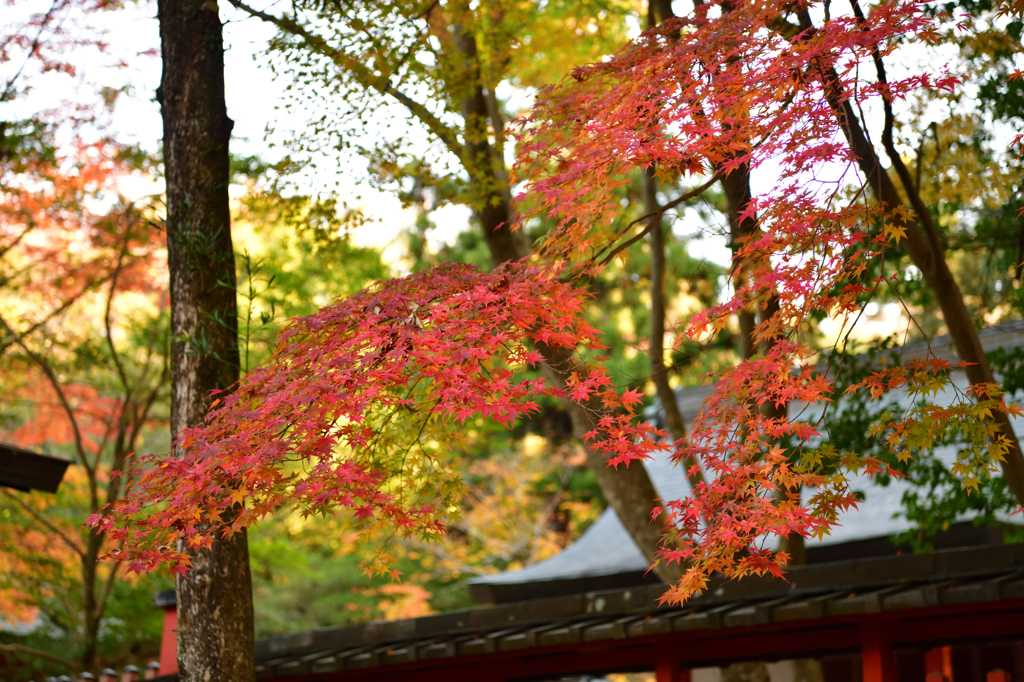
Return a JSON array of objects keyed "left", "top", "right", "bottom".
[
  {"left": 643, "top": 168, "right": 706, "bottom": 489},
  {"left": 450, "top": 23, "right": 528, "bottom": 264},
  {"left": 81, "top": 543, "right": 99, "bottom": 670},
  {"left": 793, "top": 9, "right": 1024, "bottom": 505},
  {"left": 721, "top": 169, "right": 758, "bottom": 363},
  {"left": 157, "top": 0, "right": 256, "bottom": 679}
]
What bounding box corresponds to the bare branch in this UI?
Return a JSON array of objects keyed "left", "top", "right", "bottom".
[
  {"left": 596, "top": 171, "right": 722, "bottom": 267},
  {"left": 0, "top": 0, "right": 64, "bottom": 103},
  {"left": 0, "top": 313, "right": 93, "bottom": 479},
  {"left": 95, "top": 539, "right": 124, "bottom": 621},
  {"left": 0, "top": 222, "right": 36, "bottom": 261},
  {"left": 104, "top": 216, "right": 133, "bottom": 398},
  {"left": 223, "top": 0, "right": 465, "bottom": 159},
  {"left": 0, "top": 642, "right": 75, "bottom": 668},
  {"left": 1, "top": 490, "right": 84, "bottom": 559},
  {"left": 0, "top": 273, "right": 110, "bottom": 360}
]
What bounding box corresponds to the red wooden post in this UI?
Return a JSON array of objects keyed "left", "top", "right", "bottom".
[
  {"left": 925, "top": 648, "right": 944, "bottom": 679},
  {"left": 158, "top": 604, "right": 179, "bottom": 675},
  {"left": 925, "top": 645, "right": 955, "bottom": 681},
  {"left": 656, "top": 647, "right": 684, "bottom": 682},
  {"left": 860, "top": 624, "right": 897, "bottom": 682}
]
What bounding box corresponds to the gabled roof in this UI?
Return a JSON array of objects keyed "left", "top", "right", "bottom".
[
  {"left": 469, "top": 322, "right": 1024, "bottom": 603},
  {"left": 0, "top": 441, "right": 71, "bottom": 493}
]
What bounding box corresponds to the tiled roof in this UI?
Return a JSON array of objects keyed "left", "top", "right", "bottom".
[
  {"left": 246, "top": 543, "right": 1024, "bottom": 680},
  {"left": 469, "top": 322, "right": 1024, "bottom": 595}
]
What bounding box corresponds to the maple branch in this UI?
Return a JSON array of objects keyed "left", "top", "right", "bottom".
[
  {"left": 222, "top": 0, "right": 465, "bottom": 159},
  {"left": 0, "top": 642, "right": 75, "bottom": 668},
  {"left": 790, "top": 8, "right": 1024, "bottom": 504},
  {"left": 596, "top": 171, "right": 722, "bottom": 267},
  {"left": 1, "top": 489, "right": 85, "bottom": 560},
  {"left": 0, "top": 222, "right": 36, "bottom": 261},
  {"left": 849, "top": 0, "right": 944, "bottom": 255},
  {"left": 0, "top": 312, "right": 92, "bottom": 478}
]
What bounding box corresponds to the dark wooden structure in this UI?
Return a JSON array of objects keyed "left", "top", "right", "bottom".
[
  {"left": 153, "top": 543, "right": 1024, "bottom": 682},
  {"left": 0, "top": 441, "right": 71, "bottom": 493}
]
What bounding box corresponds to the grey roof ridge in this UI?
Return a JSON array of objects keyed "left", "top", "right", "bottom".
[{"left": 650, "top": 318, "right": 1024, "bottom": 421}]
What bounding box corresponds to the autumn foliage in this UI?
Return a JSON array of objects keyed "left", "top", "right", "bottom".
[
  {"left": 88, "top": 0, "right": 1024, "bottom": 607},
  {"left": 92, "top": 261, "right": 666, "bottom": 575},
  {"left": 515, "top": 0, "right": 1019, "bottom": 602}
]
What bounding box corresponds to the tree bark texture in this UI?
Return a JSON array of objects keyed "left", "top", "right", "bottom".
[
  {"left": 157, "top": 0, "right": 256, "bottom": 680},
  {"left": 449, "top": 24, "right": 529, "bottom": 265}
]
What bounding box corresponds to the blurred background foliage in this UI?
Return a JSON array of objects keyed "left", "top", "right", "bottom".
[{"left": 4, "top": 0, "right": 1024, "bottom": 677}]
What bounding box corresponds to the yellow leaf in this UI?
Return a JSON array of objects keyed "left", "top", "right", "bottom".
[{"left": 883, "top": 222, "right": 907, "bottom": 243}]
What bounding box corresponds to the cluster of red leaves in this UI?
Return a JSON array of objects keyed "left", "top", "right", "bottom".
[
  {"left": 516, "top": 0, "right": 942, "bottom": 271},
  {"left": 84, "top": 0, "right": 1015, "bottom": 603},
  {"left": 90, "top": 261, "right": 666, "bottom": 575},
  {"left": 654, "top": 340, "right": 874, "bottom": 603},
  {"left": 514, "top": 0, "right": 998, "bottom": 603}
]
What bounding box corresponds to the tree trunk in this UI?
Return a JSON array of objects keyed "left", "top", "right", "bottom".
[
  {"left": 81, "top": 544, "right": 99, "bottom": 671},
  {"left": 157, "top": 0, "right": 256, "bottom": 680},
  {"left": 450, "top": 24, "right": 528, "bottom": 265},
  {"left": 643, "top": 168, "right": 706, "bottom": 489},
  {"left": 448, "top": 22, "right": 677, "bottom": 582},
  {"left": 795, "top": 8, "right": 1024, "bottom": 505}
]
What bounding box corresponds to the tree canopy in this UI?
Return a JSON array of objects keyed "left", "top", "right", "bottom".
[{"left": 5, "top": 0, "right": 1024, "bottom": 676}]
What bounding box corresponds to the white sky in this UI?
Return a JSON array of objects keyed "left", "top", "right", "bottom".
[
  {"left": 3, "top": 0, "right": 476, "bottom": 263},
  {"left": 8, "top": 0, "right": 985, "bottom": 274}
]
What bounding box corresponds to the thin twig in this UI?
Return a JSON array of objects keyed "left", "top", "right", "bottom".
[
  {"left": 596, "top": 171, "right": 723, "bottom": 267},
  {"left": 1, "top": 489, "right": 84, "bottom": 559},
  {"left": 0, "top": 642, "right": 75, "bottom": 668},
  {"left": 0, "top": 313, "right": 92, "bottom": 479}
]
